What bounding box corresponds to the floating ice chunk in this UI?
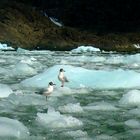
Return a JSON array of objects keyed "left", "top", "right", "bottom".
[
  {"left": 119, "top": 90, "right": 140, "bottom": 106},
  {"left": 0, "top": 117, "right": 29, "bottom": 138},
  {"left": 0, "top": 84, "right": 13, "bottom": 98},
  {"left": 83, "top": 102, "right": 118, "bottom": 111},
  {"left": 0, "top": 43, "right": 15, "bottom": 50},
  {"left": 129, "top": 108, "right": 140, "bottom": 116},
  {"left": 125, "top": 119, "right": 140, "bottom": 128},
  {"left": 72, "top": 46, "right": 100, "bottom": 53},
  {"left": 17, "top": 47, "right": 29, "bottom": 53},
  {"left": 21, "top": 65, "right": 140, "bottom": 89},
  {"left": 52, "top": 87, "right": 72, "bottom": 96},
  {"left": 7, "top": 93, "right": 47, "bottom": 106},
  {"left": 63, "top": 130, "right": 88, "bottom": 138},
  {"left": 36, "top": 108, "right": 83, "bottom": 128},
  {"left": 58, "top": 103, "right": 84, "bottom": 113},
  {"left": 95, "top": 134, "right": 118, "bottom": 140},
  {"left": 12, "top": 62, "right": 37, "bottom": 76}
]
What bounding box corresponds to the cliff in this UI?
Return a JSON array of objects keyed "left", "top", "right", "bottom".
[{"left": 0, "top": 1, "right": 140, "bottom": 52}]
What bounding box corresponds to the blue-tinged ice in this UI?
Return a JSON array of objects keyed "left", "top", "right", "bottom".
[
  {"left": 21, "top": 65, "right": 140, "bottom": 89},
  {"left": 0, "top": 117, "right": 29, "bottom": 138}
]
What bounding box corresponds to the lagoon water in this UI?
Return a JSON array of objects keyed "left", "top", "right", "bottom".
[{"left": 0, "top": 49, "right": 140, "bottom": 140}]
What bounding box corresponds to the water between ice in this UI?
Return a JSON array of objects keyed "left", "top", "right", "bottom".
[{"left": 0, "top": 50, "right": 140, "bottom": 139}]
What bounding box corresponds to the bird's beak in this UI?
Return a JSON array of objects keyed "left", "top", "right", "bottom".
[{"left": 53, "top": 84, "right": 56, "bottom": 85}]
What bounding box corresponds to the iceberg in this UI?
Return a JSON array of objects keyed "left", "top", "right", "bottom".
[
  {"left": 0, "top": 117, "right": 29, "bottom": 138},
  {"left": 72, "top": 46, "right": 100, "bottom": 53},
  {"left": 0, "top": 84, "right": 13, "bottom": 98},
  {"left": 21, "top": 65, "right": 140, "bottom": 89}
]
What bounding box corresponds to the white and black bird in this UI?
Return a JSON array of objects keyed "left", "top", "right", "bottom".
[
  {"left": 43, "top": 82, "right": 56, "bottom": 96},
  {"left": 35, "top": 82, "right": 55, "bottom": 100},
  {"left": 58, "top": 68, "right": 69, "bottom": 87}
]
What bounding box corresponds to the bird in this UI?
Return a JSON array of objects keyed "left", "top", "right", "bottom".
[
  {"left": 58, "top": 68, "right": 69, "bottom": 87},
  {"left": 43, "top": 82, "right": 56, "bottom": 96},
  {"left": 41, "top": 82, "right": 56, "bottom": 100}
]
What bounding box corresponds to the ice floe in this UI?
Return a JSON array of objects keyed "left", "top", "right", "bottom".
[
  {"left": 125, "top": 119, "right": 140, "bottom": 128},
  {"left": 0, "top": 117, "right": 29, "bottom": 138},
  {"left": 0, "top": 43, "right": 15, "bottom": 51},
  {"left": 58, "top": 103, "right": 84, "bottom": 113},
  {"left": 83, "top": 101, "right": 118, "bottom": 111},
  {"left": 21, "top": 65, "right": 140, "bottom": 89},
  {"left": 36, "top": 108, "right": 83, "bottom": 128},
  {"left": 119, "top": 90, "right": 140, "bottom": 106},
  {"left": 12, "top": 62, "right": 37, "bottom": 77},
  {"left": 7, "top": 93, "right": 47, "bottom": 106},
  {"left": 0, "top": 84, "right": 13, "bottom": 98}
]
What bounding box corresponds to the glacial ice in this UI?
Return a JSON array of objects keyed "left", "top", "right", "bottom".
[
  {"left": 0, "top": 84, "right": 13, "bottom": 98},
  {"left": 83, "top": 102, "right": 118, "bottom": 111},
  {"left": 12, "top": 62, "right": 37, "bottom": 76},
  {"left": 58, "top": 103, "right": 84, "bottom": 113},
  {"left": 119, "top": 90, "right": 140, "bottom": 106},
  {"left": 36, "top": 108, "right": 83, "bottom": 128},
  {"left": 94, "top": 134, "right": 118, "bottom": 140},
  {"left": 21, "top": 65, "right": 140, "bottom": 89},
  {"left": 72, "top": 46, "right": 100, "bottom": 53},
  {"left": 7, "top": 93, "right": 47, "bottom": 106},
  {"left": 125, "top": 119, "right": 140, "bottom": 128},
  {"left": 0, "top": 43, "right": 15, "bottom": 50},
  {"left": 63, "top": 130, "right": 88, "bottom": 138},
  {"left": 0, "top": 117, "right": 29, "bottom": 138}
]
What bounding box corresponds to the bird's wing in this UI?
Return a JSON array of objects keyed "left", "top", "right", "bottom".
[
  {"left": 64, "top": 76, "right": 69, "bottom": 82},
  {"left": 43, "top": 90, "right": 51, "bottom": 96}
]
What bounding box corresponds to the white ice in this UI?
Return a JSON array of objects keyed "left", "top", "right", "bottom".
[
  {"left": 72, "top": 46, "right": 100, "bottom": 53},
  {"left": 12, "top": 62, "right": 37, "bottom": 77},
  {"left": 0, "top": 43, "right": 15, "bottom": 50},
  {"left": 7, "top": 93, "right": 47, "bottom": 106},
  {"left": 63, "top": 130, "right": 88, "bottom": 138},
  {"left": 0, "top": 84, "right": 13, "bottom": 98},
  {"left": 0, "top": 117, "right": 29, "bottom": 138},
  {"left": 58, "top": 103, "right": 84, "bottom": 113},
  {"left": 16, "top": 47, "right": 29, "bottom": 53},
  {"left": 83, "top": 101, "right": 118, "bottom": 111},
  {"left": 94, "top": 134, "right": 118, "bottom": 140},
  {"left": 21, "top": 65, "right": 140, "bottom": 89},
  {"left": 36, "top": 108, "right": 83, "bottom": 128},
  {"left": 119, "top": 90, "right": 140, "bottom": 106},
  {"left": 129, "top": 108, "right": 140, "bottom": 116},
  {"left": 125, "top": 119, "right": 140, "bottom": 128}
]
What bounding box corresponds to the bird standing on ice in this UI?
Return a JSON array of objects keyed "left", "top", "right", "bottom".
[
  {"left": 43, "top": 82, "right": 56, "bottom": 97},
  {"left": 58, "top": 68, "right": 69, "bottom": 87}
]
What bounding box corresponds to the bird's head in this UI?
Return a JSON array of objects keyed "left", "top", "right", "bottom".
[
  {"left": 49, "top": 82, "right": 56, "bottom": 86},
  {"left": 60, "top": 68, "right": 65, "bottom": 72}
]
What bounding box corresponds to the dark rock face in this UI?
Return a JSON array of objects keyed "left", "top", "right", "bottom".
[
  {"left": 0, "top": 0, "right": 140, "bottom": 52},
  {"left": 16, "top": 0, "right": 140, "bottom": 32}
]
